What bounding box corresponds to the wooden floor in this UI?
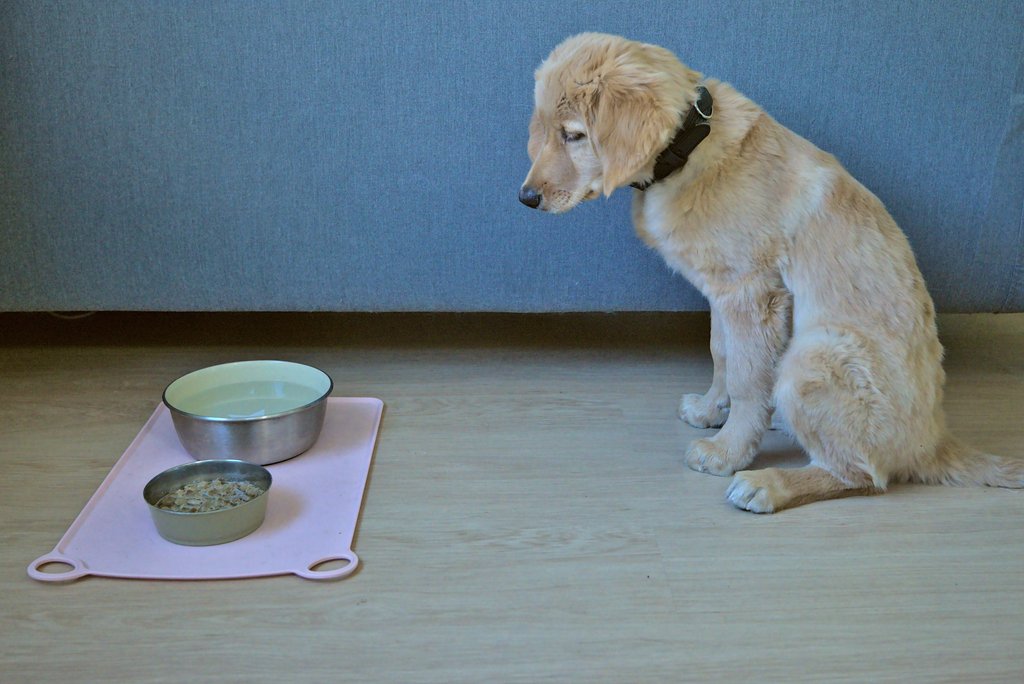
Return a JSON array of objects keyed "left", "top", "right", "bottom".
[{"left": 2, "top": 312, "right": 1022, "bottom": 683}]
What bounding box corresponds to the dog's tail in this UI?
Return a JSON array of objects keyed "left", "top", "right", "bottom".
[{"left": 916, "top": 433, "right": 1024, "bottom": 488}]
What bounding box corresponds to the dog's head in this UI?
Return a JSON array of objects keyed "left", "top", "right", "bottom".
[{"left": 519, "top": 33, "right": 700, "bottom": 213}]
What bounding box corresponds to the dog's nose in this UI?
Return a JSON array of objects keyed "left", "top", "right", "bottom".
[{"left": 519, "top": 186, "right": 542, "bottom": 209}]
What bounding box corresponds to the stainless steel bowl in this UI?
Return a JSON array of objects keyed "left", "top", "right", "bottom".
[
  {"left": 143, "top": 459, "right": 272, "bottom": 546},
  {"left": 163, "top": 360, "right": 333, "bottom": 466}
]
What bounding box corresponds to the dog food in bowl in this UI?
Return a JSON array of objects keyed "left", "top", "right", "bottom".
[
  {"left": 154, "top": 478, "right": 265, "bottom": 514},
  {"left": 143, "top": 459, "right": 272, "bottom": 546}
]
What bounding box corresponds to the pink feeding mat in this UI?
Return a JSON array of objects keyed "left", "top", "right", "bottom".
[{"left": 28, "top": 397, "right": 383, "bottom": 583}]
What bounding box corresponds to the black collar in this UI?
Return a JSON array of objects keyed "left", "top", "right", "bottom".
[{"left": 631, "top": 86, "right": 713, "bottom": 190}]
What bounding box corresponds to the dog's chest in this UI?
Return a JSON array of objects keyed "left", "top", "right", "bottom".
[{"left": 634, "top": 188, "right": 755, "bottom": 295}]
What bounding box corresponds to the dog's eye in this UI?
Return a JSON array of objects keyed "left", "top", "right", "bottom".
[{"left": 561, "top": 130, "right": 586, "bottom": 143}]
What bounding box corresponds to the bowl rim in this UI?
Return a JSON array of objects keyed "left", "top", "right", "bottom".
[
  {"left": 161, "top": 359, "right": 333, "bottom": 423},
  {"left": 143, "top": 458, "right": 273, "bottom": 516}
]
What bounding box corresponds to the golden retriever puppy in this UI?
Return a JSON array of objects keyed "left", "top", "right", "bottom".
[{"left": 520, "top": 32, "right": 1023, "bottom": 512}]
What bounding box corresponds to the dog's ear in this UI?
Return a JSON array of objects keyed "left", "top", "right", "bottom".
[{"left": 581, "top": 73, "right": 680, "bottom": 196}]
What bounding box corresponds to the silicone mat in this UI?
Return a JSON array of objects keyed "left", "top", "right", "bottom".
[{"left": 28, "top": 397, "right": 383, "bottom": 582}]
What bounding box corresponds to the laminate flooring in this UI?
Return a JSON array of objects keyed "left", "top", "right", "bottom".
[{"left": 2, "top": 312, "right": 1022, "bottom": 683}]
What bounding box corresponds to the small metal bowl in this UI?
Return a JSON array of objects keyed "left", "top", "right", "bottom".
[
  {"left": 163, "top": 360, "right": 333, "bottom": 466},
  {"left": 143, "top": 459, "right": 272, "bottom": 546}
]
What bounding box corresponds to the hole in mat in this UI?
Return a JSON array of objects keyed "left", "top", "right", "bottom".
[
  {"left": 308, "top": 558, "right": 352, "bottom": 573},
  {"left": 35, "top": 561, "right": 77, "bottom": 575}
]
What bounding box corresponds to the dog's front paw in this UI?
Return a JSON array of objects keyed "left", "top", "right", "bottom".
[
  {"left": 679, "top": 393, "right": 728, "bottom": 428},
  {"left": 726, "top": 470, "right": 788, "bottom": 513},
  {"left": 684, "top": 437, "right": 745, "bottom": 476}
]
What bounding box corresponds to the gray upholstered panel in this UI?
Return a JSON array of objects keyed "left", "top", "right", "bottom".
[{"left": 1, "top": 1, "right": 1022, "bottom": 311}]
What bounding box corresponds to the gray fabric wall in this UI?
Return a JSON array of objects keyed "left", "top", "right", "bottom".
[{"left": 2, "top": 1, "right": 1022, "bottom": 312}]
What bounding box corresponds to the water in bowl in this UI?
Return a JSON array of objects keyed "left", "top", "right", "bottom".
[{"left": 182, "top": 381, "right": 323, "bottom": 419}]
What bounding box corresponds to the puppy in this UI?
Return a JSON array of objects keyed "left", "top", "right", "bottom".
[{"left": 519, "top": 32, "right": 1023, "bottom": 512}]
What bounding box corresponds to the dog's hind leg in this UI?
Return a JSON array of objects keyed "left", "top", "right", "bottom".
[
  {"left": 727, "top": 464, "right": 878, "bottom": 513},
  {"left": 729, "top": 327, "right": 892, "bottom": 512}
]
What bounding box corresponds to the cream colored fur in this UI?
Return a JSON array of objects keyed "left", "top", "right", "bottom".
[{"left": 521, "top": 33, "right": 1023, "bottom": 512}]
